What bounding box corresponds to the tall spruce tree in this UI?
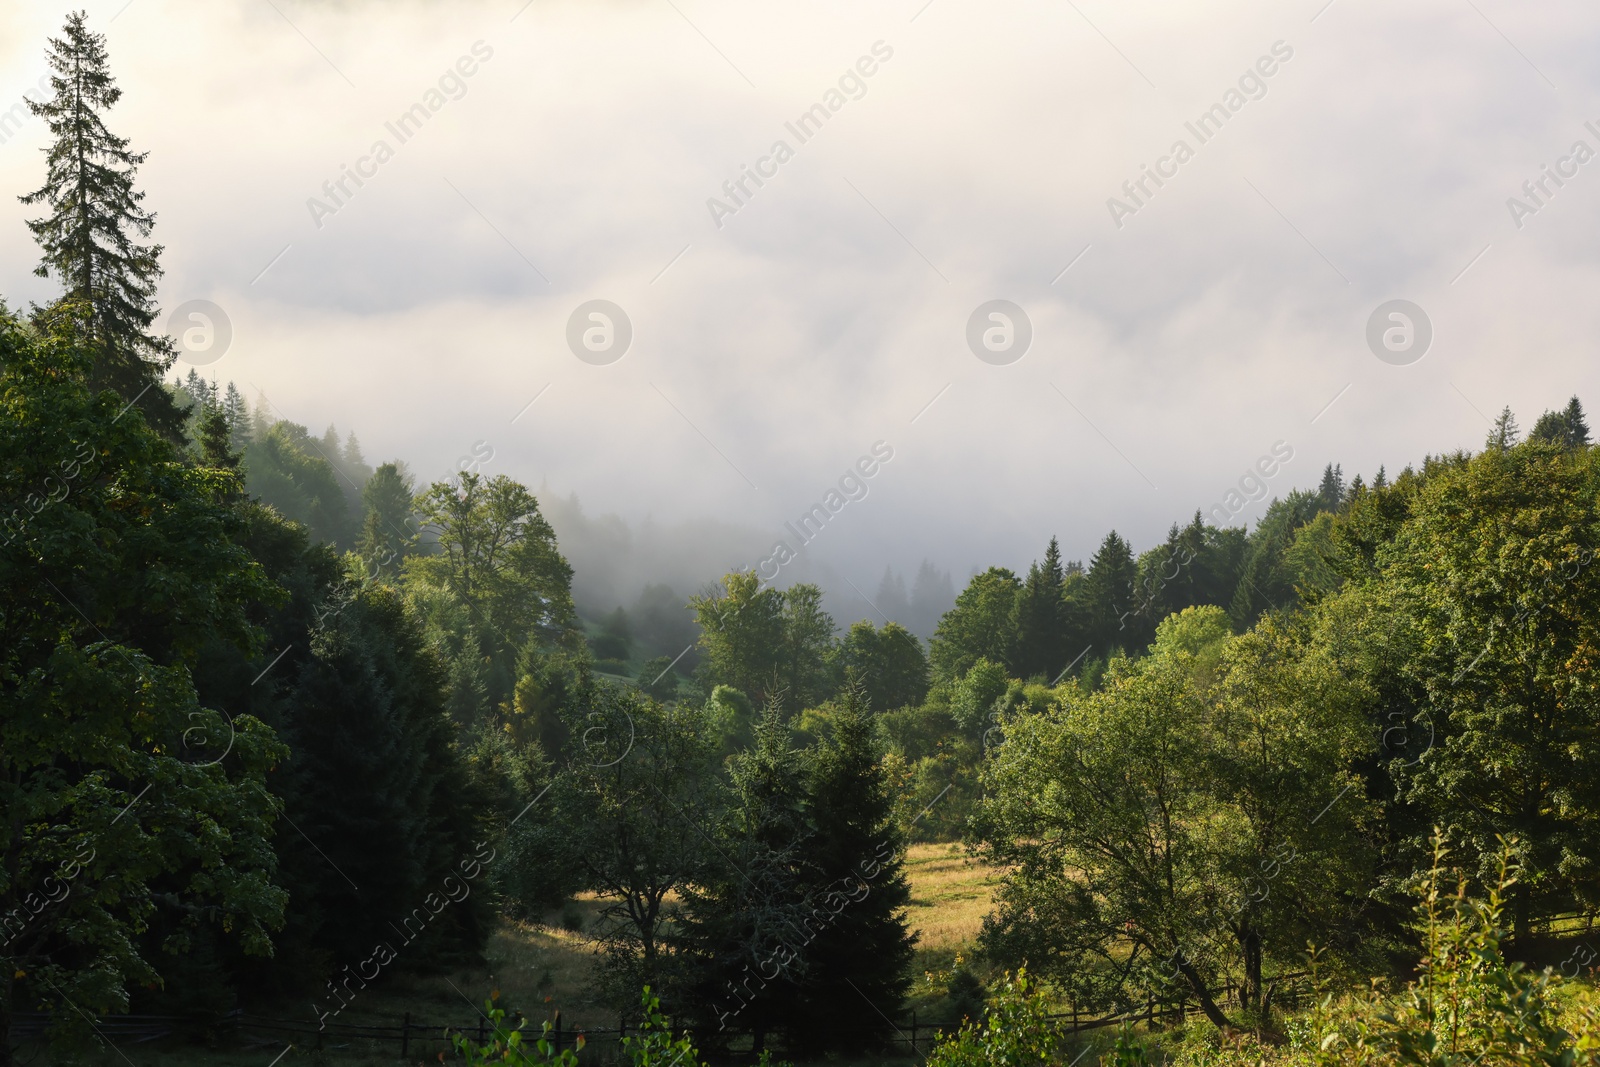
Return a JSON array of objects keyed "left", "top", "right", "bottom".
[
  {"left": 1486, "top": 406, "right": 1520, "bottom": 451},
  {"left": 785, "top": 680, "right": 915, "bottom": 1053},
  {"left": 1011, "top": 536, "right": 1068, "bottom": 680},
  {"left": 20, "top": 11, "right": 184, "bottom": 436}
]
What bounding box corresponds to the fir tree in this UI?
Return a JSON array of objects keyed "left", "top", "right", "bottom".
[
  {"left": 1526, "top": 399, "right": 1590, "bottom": 449},
  {"left": 20, "top": 12, "right": 184, "bottom": 436},
  {"left": 1011, "top": 536, "right": 1067, "bottom": 680},
  {"left": 355, "top": 461, "right": 416, "bottom": 574},
  {"left": 196, "top": 405, "right": 240, "bottom": 474},
  {"left": 1316, "top": 462, "right": 1345, "bottom": 512},
  {"left": 222, "top": 381, "right": 251, "bottom": 448},
  {"left": 785, "top": 680, "right": 915, "bottom": 1053},
  {"left": 1563, "top": 395, "right": 1590, "bottom": 447},
  {"left": 1486, "top": 406, "right": 1519, "bottom": 451},
  {"left": 1080, "top": 530, "right": 1139, "bottom": 655}
]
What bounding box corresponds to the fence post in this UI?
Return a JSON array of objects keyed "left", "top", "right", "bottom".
[
  {"left": 911, "top": 1011, "right": 918, "bottom": 1055},
  {"left": 402, "top": 1011, "right": 410, "bottom": 1057},
  {"left": 477, "top": 1014, "right": 486, "bottom": 1048},
  {"left": 552, "top": 1009, "right": 562, "bottom": 1054}
]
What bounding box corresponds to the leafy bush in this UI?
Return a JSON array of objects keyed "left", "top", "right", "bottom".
[
  {"left": 449, "top": 993, "right": 581, "bottom": 1066},
  {"left": 926, "top": 969, "right": 1060, "bottom": 1066}
]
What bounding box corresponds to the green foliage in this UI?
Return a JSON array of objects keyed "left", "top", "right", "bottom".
[
  {"left": 0, "top": 308, "right": 286, "bottom": 1047},
  {"left": 1367, "top": 442, "right": 1600, "bottom": 935},
  {"left": 622, "top": 987, "right": 703, "bottom": 1067},
  {"left": 974, "top": 606, "right": 1374, "bottom": 1027},
  {"left": 690, "top": 572, "right": 835, "bottom": 712},
  {"left": 551, "top": 690, "right": 720, "bottom": 999},
  {"left": 930, "top": 566, "right": 1022, "bottom": 683},
  {"left": 450, "top": 993, "right": 580, "bottom": 1066},
  {"left": 1322, "top": 834, "right": 1600, "bottom": 1067},
  {"left": 19, "top": 12, "right": 185, "bottom": 436},
  {"left": 411, "top": 471, "right": 579, "bottom": 661},
  {"left": 832, "top": 619, "right": 930, "bottom": 711},
  {"left": 244, "top": 420, "right": 356, "bottom": 548},
  {"left": 355, "top": 460, "right": 416, "bottom": 574},
  {"left": 925, "top": 969, "right": 1059, "bottom": 1067}
]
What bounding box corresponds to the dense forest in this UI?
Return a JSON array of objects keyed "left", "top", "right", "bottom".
[{"left": 7, "top": 12, "right": 1600, "bottom": 1067}]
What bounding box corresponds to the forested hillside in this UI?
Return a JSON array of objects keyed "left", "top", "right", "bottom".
[{"left": 7, "top": 11, "right": 1600, "bottom": 1067}]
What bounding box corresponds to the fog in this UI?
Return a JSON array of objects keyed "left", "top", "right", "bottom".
[{"left": 3, "top": 0, "right": 1597, "bottom": 622}]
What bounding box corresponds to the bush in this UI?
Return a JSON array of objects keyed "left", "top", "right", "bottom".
[{"left": 926, "top": 969, "right": 1059, "bottom": 1066}]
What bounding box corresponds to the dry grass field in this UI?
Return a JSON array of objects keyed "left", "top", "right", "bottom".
[{"left": 38, "top": 845, "right": 1001, "bottom": 1065}]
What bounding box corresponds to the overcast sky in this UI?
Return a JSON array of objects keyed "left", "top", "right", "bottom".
[{"left": 2, "top": 0, "right": 1597, "bottom": 601}]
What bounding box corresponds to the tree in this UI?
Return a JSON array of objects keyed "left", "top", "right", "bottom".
[
  {"left": 928, "top": 567, "right": 1020, "bottom": 683},
  {"left": 690, "top": 573, "right": 834, "bottom": 713},
  {"left": 675, "top": 701, "right": 814, "bottom": 1045},
  {"left": 1529, "top": 397, "right": 1590, "bottom": 449},
  {"left": 19, "top": 12, "right": 184, "bottom": 436},
  {"left": 355, "top": 460, "right": 416, "bottom": 575},
  {"left": 554, "top": 690, "right": 720, "bottom": 1003},
  {"left": 222, "top": 382, "right": 251, "bottom": 449},
  {"left": 1486, "top": 406, "right": 1519, "bottom": 451},
  {"left": 591, "top": 606, "right": 633, "bottom": 663},
  {"left": 908, "top": 560, "right": 956, "bottom": 640},
  {"left": 0, "top": 308, "right": 285, "bottom": 1062},
  {"left": 974, "top": 607, "right": 1374, "bottom": 1028},
  {"left": 244, "top": 420, "right": 356, "bottom": 548},
  {"left": 1370, "top": 443, "right": 1600, "bottom": 939},
  {"left": 785, "top": 682, "right": 916, "bottom": 1053},
  {"left": 831, "top": 620, "right": 929, "bottom": 712},
  {"left": 274, "top": 586, "right": 490, "bottom": 984},
  {"left": 1206, "top": 614, "right": 1376, "bottom": 1013},
  {"left": 1011, "top": 537, "right": 1068, "bottom": 680},
  {"left": 1077, "top": 530, "right": 1140, "bottom": 655},
  {"left": 778, "top": 584, "right": 835, "bottom": 711},
  {"left": 1317, "top": 462, "right": 1345, "bottom": 512},
  {"left": 410, "top": 472, "right": 579, "bottom": 661},
  {"left": 690, "top": 571, "right": 785, "bottom": 706}
]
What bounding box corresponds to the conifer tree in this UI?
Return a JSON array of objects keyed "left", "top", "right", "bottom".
[
  {"left": 1527, "top": 399, "right": 1589, "bottom": 449},
  {"left": 1011, "top": 536, "right": 1067, "bottom": 680},
  {"left": 356, "top": 461, "right": 416, "bottom": 574},
  {"left": 1563, "top": 395, "right": 1590, "bottom": 447},
  {"left": 1485, "top": 406, "right": 1519, "bottom": 451},
  {"left": 20, "top": 11, "right": 184, "bottom": 436},
  {"left": 222, "top": 381, "right": 251, "bottom": 448},
  {"left": 1316, "top": 462, "right": 1345, "bottom": 512},
  {"left": 784, "top": 680, "right": 915, "bottom": 1053}
]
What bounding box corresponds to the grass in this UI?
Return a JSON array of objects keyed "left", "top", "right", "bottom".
[{"left": 26, "top": 842, "right": 1000, "bottom": 1065}]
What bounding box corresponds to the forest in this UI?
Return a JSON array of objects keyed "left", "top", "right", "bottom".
[{"left": 7, "top": 11, "right": 1600, "bottom": 1067}]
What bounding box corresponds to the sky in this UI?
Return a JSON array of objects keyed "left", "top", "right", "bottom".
[{"left": 1, "top": 0, "right": 1598, "bottom": 615}]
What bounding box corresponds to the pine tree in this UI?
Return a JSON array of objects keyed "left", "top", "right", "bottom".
[
  {"left": 785, "top": 680, "right": 915, "bottom": 1053},
  {"left": 874, "top": 566, "right": 911, "bottom": 624},
  {"left": 1316, "top": 462, "right": 1345, "bottom": 512},
  {"left": 1563, "top": 395, "right": 1590, "bottom": 447},
  {"left": 222, "top": 382, "right": 250, "bottom": 448},
  {"left": 1486, "top": 406, "right": 1519, "bottom": 451},
  {"left": 1080, "top": 530, "right": 1139, "bottom": 656},
  {"left": 676, "top": 701, "right": 814, "bottom": 1045},
  {"left": 1523, "top": 398, "right": 1588, "bottom": 448},
  {"left": 1011, "top": 536, "right": 1067, "bottom": 680},
  {"left": 20, "top": 12, "right": 184, "bottom": 436},
  {"left": 196, "top": 405, "right": 240, "bottom": 473},
  {"left": 356, "top": 461, "right": 416, "bottom": 574}
]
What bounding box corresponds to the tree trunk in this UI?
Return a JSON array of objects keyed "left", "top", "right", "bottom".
[
  {"left": 1242, "top": 926, "right": 1264, "bottom": 1015},
  {"left": 1175, "top": 955, "right": 1234, "bottom": 1031}
]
